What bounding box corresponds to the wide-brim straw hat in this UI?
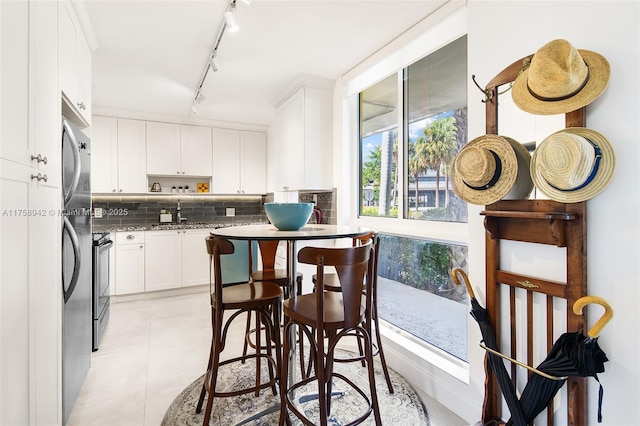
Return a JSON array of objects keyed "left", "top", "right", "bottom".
[
  {"left": 531, "top": 127, "right": 615, "bottom": 203},
  {"left": 512, "top": 39, "right": 610, "bottom": 115},
  {"left": 452, "top": 135, "right": 533, "bottom": 205}
]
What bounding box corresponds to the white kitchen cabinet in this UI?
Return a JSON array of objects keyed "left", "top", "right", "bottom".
[
  {"left": 1, "top": 1, "right": 60, "bottom": 423},
  {"left": 147, "top": 122, "right": 212, "bottom": 177},
  {"left": 212, "top": 128, "right": 266, "bottom": 194},
  {"left": 58, "top": 0, "right": 91, "bottom": 125},
  {"left": 181, "top": 229, "right": 211, "bottom": 287},
  {"left": 269, "top": 86, "right": 333, "bottom": 192},
  {"left": 144, "top": 230, "right": 182, "bottom": 291},
  {"left": 114, "top": 232, "right": 145, "bottom": 295},
  {"left": 91, "top": 116, "right": 117, "bottom": 193},
  {"left": 117, "top": 119, "right": 147, "bottom": 192},
  {"left": 91, "top": 116, "right": 147, "bottom": 193}
]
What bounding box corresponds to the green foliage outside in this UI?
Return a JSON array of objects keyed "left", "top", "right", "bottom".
[{"left": 377, "top": 234, "right": 467, "bottom": 304}]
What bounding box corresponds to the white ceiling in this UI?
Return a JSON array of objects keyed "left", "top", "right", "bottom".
[{"left": 84, "top": 0, "right": 448, "bottom": 127}]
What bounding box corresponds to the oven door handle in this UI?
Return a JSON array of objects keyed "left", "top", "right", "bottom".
[{"left": 99, "top": 240, "right": 114, "bottom": 251}]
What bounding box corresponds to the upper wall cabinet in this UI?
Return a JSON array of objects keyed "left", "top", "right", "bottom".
[
  {"left": 58, "top": 0, "right": 91, "bottom": 126},
  {"left": 146, "top": 122, "right": 212, "bottom": 177},
  {"left": 92, "top": 116, "right": 147, "bottom": 193},
  {"left": 269, "top": 86, "right": 333, "bottom": 192},
  {"left": 212, "top": 128, "right": 266, "bottom": 194}
]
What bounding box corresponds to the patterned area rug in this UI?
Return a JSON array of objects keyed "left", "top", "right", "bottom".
[{"left": 162, "top": 349, "right": 429, "bottom": 425}]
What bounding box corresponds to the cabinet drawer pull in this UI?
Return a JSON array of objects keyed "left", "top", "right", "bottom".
[
  {"left": 31, "top": 154, "right": 48, "bottom": 165},
  {"left": 30, "top": 173, "right": 48, "bottom": 182},
  {"left": 126, "top": 235, "right": 135, "bottom": 240}
]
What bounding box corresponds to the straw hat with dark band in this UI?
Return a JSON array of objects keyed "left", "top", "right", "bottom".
[
  {"left": 512, "top": 39, "right": 610, "bottom": 115},
  {"left": 452, "top": 135, "right": 533, "bottom": 205},
  {"left": 531, "top": 127, "right": 615, "bottom": 203}
]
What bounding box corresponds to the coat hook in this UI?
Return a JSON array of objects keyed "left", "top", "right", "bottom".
[{"left": 472, "top": 74, "right": 493, "bottom": 103}]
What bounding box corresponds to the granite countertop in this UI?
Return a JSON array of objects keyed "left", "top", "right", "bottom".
[{"left": 92, "top": 221, "right": 268, "bottom": 234}]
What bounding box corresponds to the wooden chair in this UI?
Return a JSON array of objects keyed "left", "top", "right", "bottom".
[
  {"left": 196, "top": 236, "right": 283, "bottom": 426},
  {"left": 311, "top": 231, "right": 394, "bottom": 393},
  {"left": 242, "top": 239, "right": 303, "bottom": 359},
  {"left": 279, "top": 243, "right": 382, "bottom": 426}
]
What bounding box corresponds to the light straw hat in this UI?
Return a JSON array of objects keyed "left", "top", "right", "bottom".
[
  {"left": 512, "top": 39, "right": 610, "bottom": 115},
  {"left": 531, "top": 127, "right": 615, "bottom": 203},
  {"left": 452, "top": 135, "right": 533, "bottom": 205}
]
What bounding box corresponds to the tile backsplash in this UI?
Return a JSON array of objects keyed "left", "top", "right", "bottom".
[{"left": 92, "top": 189, "right": 336, "bottom": 227}]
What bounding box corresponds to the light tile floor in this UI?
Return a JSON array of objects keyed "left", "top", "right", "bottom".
[{"left": 68, "top": 292, "right": 467, "bottom": 426}]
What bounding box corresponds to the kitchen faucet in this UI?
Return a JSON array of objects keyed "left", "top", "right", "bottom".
[{"left": 176, "top": 199, "right": 187, "bottom": 223}]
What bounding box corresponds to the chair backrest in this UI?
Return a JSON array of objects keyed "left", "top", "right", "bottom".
[
  {"left": 298, "top": 243, "right": 372, "bottom": 329},
  {"left": 205, "top": 235, "right": 235, "bottom": 306},
  {"left": 352, "top": 230, "right": 376, "bottom": 247},
  {"left": 250, "top": 239, "right": 281, "bottom": 272}
]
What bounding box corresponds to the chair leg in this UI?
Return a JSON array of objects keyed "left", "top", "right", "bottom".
[
  {"left": 241, "top": 311, "right": 252, "bottom": 364},
  {"left": 373, "top": 301, "right": 394, "bottom": 393},
  {"left": 364, "top": 331, "right": 383, "bottom": 426},
  {"left": 278, "top": 318, "right": 291, "bottom": 426},
  {"left": 254, "top": 311, "right": 261, "bottom": 397},
  {"left": 195, "top": 340, "right": 213, "bottom": 414},
  {"left": 202, "top": 331, "right": 223, "bottom": 426}
]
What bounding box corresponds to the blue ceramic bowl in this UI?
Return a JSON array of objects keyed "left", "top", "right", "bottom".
[{"left": 264, "top": 202, "right": 314, "bottom": 231}]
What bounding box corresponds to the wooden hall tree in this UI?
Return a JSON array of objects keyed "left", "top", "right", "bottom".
[{"left": 478, "top": 55, "right": 588, "bottom": 426}]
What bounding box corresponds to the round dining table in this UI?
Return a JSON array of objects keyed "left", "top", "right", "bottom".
[{"left": 208, "top": 223, "right": 372, "bottom": 425}]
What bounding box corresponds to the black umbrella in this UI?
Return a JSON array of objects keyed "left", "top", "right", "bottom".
[
  {"left": 505, "top": 296, "right": 612, "bottom": 425},
  {"left": 453, "top": 268, "right": 528, "bottom": 426}
]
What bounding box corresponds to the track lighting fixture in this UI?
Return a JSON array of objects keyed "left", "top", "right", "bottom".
[
  {"left": 224, "top": 5, "right": 239, "bottom": 32},
  {"left": 190, "top": 0, "right": 251, "bottom": 115},
  {"left": 209, "top": 57, "right": 219, "bottom": 72}
]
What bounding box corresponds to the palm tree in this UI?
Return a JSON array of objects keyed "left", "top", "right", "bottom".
[
  {"left": 421, "top": 117, "right": 456, "bottom": 208},
  {"left": 408, "top": 137, "right": 430, "bottom": 211}
]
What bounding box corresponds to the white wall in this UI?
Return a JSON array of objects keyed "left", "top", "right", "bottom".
[
  {"left": 335, "top": 1, "right": 640, "bottom": 424},
  {"left": 468, "top": 2, "right": 639, "bottom": 425}
]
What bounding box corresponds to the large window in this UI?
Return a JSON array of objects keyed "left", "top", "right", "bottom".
[
  {"left": 358, "top": 35, "right": 469, "bottom": 361},
  {"left": 360, "top": 36, "right": 467, "bottom": 222}
]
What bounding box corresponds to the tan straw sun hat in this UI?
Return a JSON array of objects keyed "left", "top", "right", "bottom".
[
  {"left": 512, "top": 39, "right": 610, "bottom": 115},
  {"left": 531, "top": 127, "right": 615, "bottom": 203},
  {"left": 452, "top": 135, "right": 533, "bottom": 205}
]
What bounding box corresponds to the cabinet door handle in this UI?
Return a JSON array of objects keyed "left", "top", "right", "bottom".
[
  {"left": 119, "top": 189, "right": 123, "bottom": 192},
  {"left": 31, "top": 154, "right": 48, "bottom": 165},
  {"left": 77, "top": 102, "right": 86, "bottom": 110},
  {"left": 112, "top": 189, "right": 116, "bottom": 192},
  {"left": 31, "top": 173, "right": 48, "bottom": 182}
]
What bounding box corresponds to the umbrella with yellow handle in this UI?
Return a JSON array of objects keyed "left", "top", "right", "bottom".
[{"left": 506, "top": 296, "right": 613, "bottom": 425}]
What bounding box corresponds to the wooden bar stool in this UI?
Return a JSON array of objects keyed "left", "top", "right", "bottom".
[
  {"left": 279, "top": 243, "right": 382, "bottom": 426},
  {"left": 311, "top": 231, "right": 394, "bottom": 393},
  {"left": 242, "top": 240, "right": 303, "bottom": 360},
  {"left": 196, "top": 236, "right": 283, "bottom": 426}
]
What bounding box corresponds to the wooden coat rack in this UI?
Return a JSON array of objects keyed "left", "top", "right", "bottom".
[{"left": 478, "top": 55, "right": 588, "bottom": 426}]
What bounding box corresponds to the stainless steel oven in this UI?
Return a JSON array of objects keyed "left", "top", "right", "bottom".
[{"left": 92, "top": 232, "right": 112, "bottom": 351}]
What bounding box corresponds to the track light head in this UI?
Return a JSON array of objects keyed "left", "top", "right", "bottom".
[
  {"left": 224, "top": 8, "right": 239, "bottom": 32},
  {"left": 209, "top": 57, "right": 219, "bottom": 72},
  {"left": 190, "top": 104, "right": 198, "bottom": 115},
  {"left": 195, "top": 92, "right": 206, "bottom": 104}
]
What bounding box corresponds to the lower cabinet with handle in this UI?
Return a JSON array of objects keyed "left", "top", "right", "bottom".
[
  {"left": 114, "top": 231, "right": 145, "bottom": 295},
  {"left": 114, "top": 228, "right": 251, "bottom": 295}
]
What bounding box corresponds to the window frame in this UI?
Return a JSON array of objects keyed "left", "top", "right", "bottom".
[{"left": 345, "top": 7, "right": 470, "bottom": 380}]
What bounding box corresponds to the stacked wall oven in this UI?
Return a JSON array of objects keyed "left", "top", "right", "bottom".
[{"left": 61, "top": 117, "right": 92, "bottom": 425}]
